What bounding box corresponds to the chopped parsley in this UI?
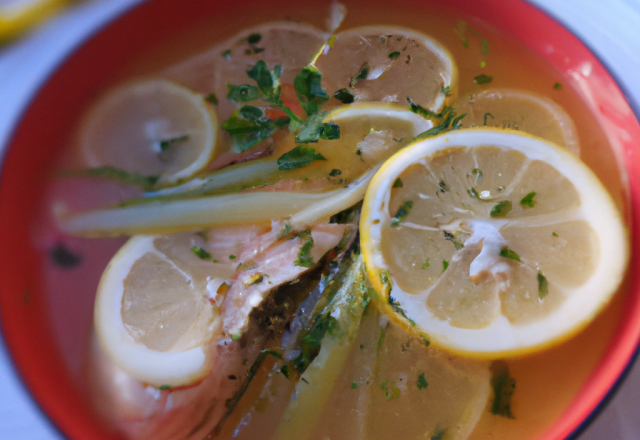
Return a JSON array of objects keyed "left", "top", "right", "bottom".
[
  {"left": 295, "top": 230, "right": 315, "bottom": 268},
  {"left": 388, "top": 51, "right": 401, "bottom": 60},
  {"left": 490, "top": 200, "right": 512, "bottom": 218},
  {"left": 381, "top": 36, "right": 386, "bottom": 44},
  {"left": 222, "top": 105, "right": 289, "bottom": 152},
  {"left": 453, "top": 20, "right": 470, "bottom": 48},
  {"left": 378, "top": 327, "right": 386, "bottom": 352},
  {"left": 158, "top": 385, "right": 171, "bottom": 391},
  {"left": 334, "top": 88, "right": 355, "bottom": 104},
  {"left": 158, "top": 135, "right": 189, "bottom": 152},
  {"left": 59, "top": 166, "right": 159, "bottom": 189},
  {"left": 422, "top": 260, "right": 430, "bottom": 269},
  {"left": 490, "top": 361, "right": 516, "bottom": 419},
  {"left": 442, "top": 259, "right": 449, "bottom": 272},
  {"left": 480, "top": 38, "right": 490, "bottom": 55},
  {"left": 205, "top": 93, "right": 218, "bottom": 105},
  {"left": 393, "top": 178, "right": 403, "bottom": 188},
  {"left": 191, "top": 246, "right": 212, "bottom": 260},
  {"left": 468, "top": 188, "right": 478, "bottom": 198},
  {"left": 441, "top": 86, "right": 451, "bottom": 96},
  {"left": 329, "top": 169, "right": 342, "bottom": 176},
  {"left": 380, "top": 270, "right": 393, "bottom": 290},
  {"left": 226, "top": 84, "right": 259, "bottom": 103},
  {"left": 538, "top": 271, "right": 549, "bottom": 299},
  {"left": 351, "top": 382, "right": 359, "bottom": 389},
  {"left": 474, "top": 74, "right": 493, "bottom": 85},
  {"left": 277, "top": 145, "right": 327, "bottom": 171},
  {"left": 554, "top": 82, "right": 563, "bottom": 90},
  {"left": 389, "top": 295, "right": 415, "bottom": 325},
  {"left": 483, "top": 112, "right": 494, "bottom": 126},
  {"left": 471, "top": 168, "right": 483, "bottom": 184},
  {"left": 277, "top": 223, "right": 292, "bottom": 238},
  {"left": 552, "top": 231, "right": 558, "bottom": 237},
  {"left": 229, "top": 255, "right": 237, "bottom": 260},
  {"left": 390, "top": 200, "right": 413, "bottom": 227},
  {"left": 439, "top": 181, "right": 447, "bottom": 193},
  {"left": 499, "top": 246, "right": 520, "bottom": 262},
  {"left": 49, "top": 243, "right": 83, "bottom": 269},
  {"left": 350, "top": 62, "right": 369, "bottom": 87},
  {"left": 444, "top": 231, "right": 464, "bottom": 250},
  {"left": 520, "top": 191, "right": 537, "bottom": 208},
  {"left": 294, "top": 66, "right": 329, "bottom": 116},
  {"left": 431, "top": 429, "right": 446, "bottom": 440},
  {"left": 294, "top": 112, "right": 340, "bottom": 144},
  {"left": 417, "top": 372, "right": 428, "bottom": 390},
  {"left": 381, "top": 380, "right": 401, "bottom": 400},
  {"left": 222, "top": 49, "right": 231, "bottom": 58}
]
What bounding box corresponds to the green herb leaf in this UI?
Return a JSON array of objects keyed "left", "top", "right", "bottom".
[
  {"left": 159, "top": 385, "right": 171, "bottom": 391},
  {"left": 483, "top": 112, "right": 494, "bottom": 126},
  {"left": 222, "top": 105, "right": 290, "bottom": 152},
  {"left": 246, "top": 33, "right": 261, "bottom": 44},
  {"left": 277, "top": 223, "right": 292, "bottom": 238},
  {"left": 393, "top": 178, "right": 403, "bottom": 188},
  {"left": 537, "top": 271, "right": 549, "bottom": 299},
  {"left": 490, "top": 361, "right": 516, "bottom": 419},
  {"left": 480, "top": 38, "right": 490, "bottom": 55},
  {"left": 158, "top": 135, "right": 189, "bottom": 153},
  {"left": 441, "top": 86, "right": 451, "bottom": 96},
  {"left": 499, "top": 246, "right": 520, "bottom": 262},
  {"left": 442, "top": 259, "right": 449, "bottom": 272},
  {"left": 381, "top": 380, "right": 401, "bottom": 400},
  {"left": 351, "top": 382, "right": 359, "bottom": 389},
  {"left": 222, "top": 49, "right": 231, "bottom": 58},
  {"left": 329, "top": 169, "right": 342, "bottom": 176},
  {"left": 417, "top": 372, "right": 428, "bottom": 390},
  {"left": 205, "top": 93, "right": 218, "bottom": 105},
  {"left": 474, "top": 74, "right": 493, "bottom": 85},
  {"left": 439, "top": 181, "right": 447, "bottom": 193},
  {"left": 468, "top": 188, "right": 478, "bottom": 198},
  {"left": 389, "top": 295, "right": 416, "bottom": 325},
  {"left": 388, "top": 51, "right": 401, "bottom": 60},
  {"left": 295, "top": 230, "right": 315, "bottom": 268},
  {"left": 191, "top": 246, "right": 212, "bottom": 260},
  {"left": 334, "top": 88, "right": 355, "bottom": 104},
  {"left": 520, "top": 191, "right": 536, "bottom": 208},
  {"left": 59, "top": 166, "right": 159, "bottom": 188},
  {"left": 552, "top": 232, "right": 558, "bottom": 237},
  {"left": 277, "top": 145, "right": 327, "bottom": 171},
  {"left": 229, "top": 255, "right": 236, "bottom": 260},
  {"left": 391, "top": 201, "right": 413, "bottom": 227},
  {"left": 453, "top": 20, "right": 469, "bottom": 48},
  {"left": 294, "top": 66, "right": 329, "bottom": 116},
  {"left": 292, "top": 111, "right": 341, "bottom": 144},
  {"left": 350, "top": 62, "right": 369, "bottom": 88},
  {"left": 490, "top": 200, "right": 512, "bottom": 218},
  {"left": 246, "top": 60, "right": 280, "bottom": 101},
  {"left": 554, "top": 82, "right": 562, "bottom": 90},
  {"left": 226, "top": 83, "right": 259, "bottom": 103},
  {"left": 421, "top": 260, "right": 430, "bottom": 270},
  {"left": 431, "top": 429, "right": 446, "bottom": 440}
]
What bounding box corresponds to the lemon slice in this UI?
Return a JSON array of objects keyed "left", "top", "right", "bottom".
[
  {"left": 79, "top": 79, "right": 219, "bottom": 185},
  {"left": 95, "top": 231, "right": 236, "bottom": 387},
  {"left": 315, "top": 25, "right": 457, "bottom": 112},
  {"left": 293, "top": 310, "right": 490, "bottom": 440},
  {"left": 361, "top": 128, "right": 628, "bottom": 358},
  {"left": 164, "top": 22, "right": 328, "bottom": 122},
  {"left": 455, "top": 89, "right": 580, "bottom": 156},
  {"left": 0, "top": 0, "right": 68, "bottom": 41}
]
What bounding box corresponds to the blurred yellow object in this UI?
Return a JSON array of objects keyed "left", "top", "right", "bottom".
[{"left": 0, "top": 0, "right": 70, "bottom": 42}]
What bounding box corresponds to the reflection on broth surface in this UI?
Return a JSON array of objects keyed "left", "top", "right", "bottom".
[{"left": 38, "top": 1, "right": 630, "bottom": 440}]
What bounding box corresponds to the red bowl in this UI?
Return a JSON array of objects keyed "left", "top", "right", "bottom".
[{"left": 0, "top": 0, "right": 638, "bottom": 439}]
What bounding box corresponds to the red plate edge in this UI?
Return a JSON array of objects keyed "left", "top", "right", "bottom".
[{"left": 0, "top": 0, "right": 638, "bottom": 439}]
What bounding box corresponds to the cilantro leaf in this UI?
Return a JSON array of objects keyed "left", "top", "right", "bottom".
[
  {"left": 205, "top": 93, "right": 218, "bottom": 105},
  {"left": 421, "top": 260, "right": 430, "bottom": 269},
  {"left": 520, "top": 191, "right": 536, "bottom": 208},
  {"left": 60, "top": 166, "right": 159, "bottom": 188},
  {"left": 294, "top": 112, "right": 340, "bottom": 143},
  {"left": 388, "top": 51, "right": 401, "bottom": 60},
  {"left": 490, "top": 361, "right": 516, "bottom": 419},
  {"left": 191, "top": 246, "right": 212, "bottom": 260},
  {"left": 554, "top": 82, "right": 562, "bottom": 90},
  {"left": 222, "top": 105, "right": 290, "bottom": 152},
  {"left": 295, "top": 230, "right": 315, "bottom": 268},
  {"left": 483, "top": 112, "right": 494, "bottom": 126},
  {"left": 226, "top": 84, "right": 259, "bottom": 103},
  {"left": 294, "top": 66, "right": 329, "bottom": 116},
  {"left": 246, "top": 60, "right": 281, "bottom": 101},
  {"left": 277, "top": 145, "right": 327, "bottom": 171},
  {"left": 538, "top": 271, "right": 549, "bottom": 299},
  {"left": 490, "top": 200, "right": 512, "bottom": 218},
  {"left": 158, "top": 135, "right": 189, "bottom": 152},
  {"left": 474, "top": 74, "right": 493, "bottom": 85},
  {"left": 389, "top": 295, "right": 415, "bottom": 325},
  {"left": 391, "top": 201, "right": 413, "bottom": 227},
  {"left": 442, "top": 259, "right": 449, "bottom": 272},
  {"left": 417, "top": 372, "right": 428, "bottom": 390},
  {"left": 334, "top": 88, "right": 354, "bottom": 104},
  {"left": 393, "top": 178, "right": 403, "bottom": 188},
  {"left": 499, "top": 246, "right": 520, "bottom": 262},
  {"left": 350, "top": 62, "right": 369, "bottom": 87}
]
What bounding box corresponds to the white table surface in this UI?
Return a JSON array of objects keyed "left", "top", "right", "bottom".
[{"left": 1, "top": 0, "right": 640, "bottom": 438}]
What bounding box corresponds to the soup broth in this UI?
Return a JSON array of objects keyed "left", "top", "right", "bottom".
[{"left": 39, "top": 1, "right": 629, "bottom": 439}]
